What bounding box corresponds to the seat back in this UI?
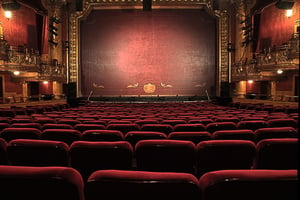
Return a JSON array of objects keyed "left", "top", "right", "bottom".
[
  {"left": 140, "top": 124, "right": 173, "bottom": 135},
  {"left": 205, "top": 122, "right": 237, "bottom": 134},
  {"left": 7, "top": 139, "right": 69, "bottom": 167},
  {"left": 237, "top": 120, "right": 268, "bottom": 131},
  {"left": 254, "top": 127, "right": 298, "bottom": 143},
  {"left": 199, "top": 169, "right": 297, "bottom": 200},
  {"left": 212, "top": 129, "right": 255, "bottom": 142},
  {"left": 0, "top": 166, "right": 84, "bottom": 200},
  {"left": 106, "top": 123, "right": 140, "bottom": 134},
  {"left": 268, "top": 118, "right": 298, "bottom": 128},
  {"left": 125, "top": 131, "right": 167, "bottom": 147},
  {"left": 173, "top": 124, "right": 206, "bottom": 132},
  {"left": 41, "top": 129, "right": 81, "bottom": 145},
  {"left": 168, "top": 131, "right": 211, "bottom": 145},
  {"left": 81, "top": 130, "right": 125, "bottom": 141},
  {"left": 135, "top": 139, "right": 196, "bottom": 174},
  {"left": 196, "top": 140, "right": 256, "bottom": 177},
  {"left": 0, "top": 128, "right": 42, "bottom": 142},
  {"left": 85, "top": 169, "right": 200, "bottom": 200},
  {"left": 70, "top": 141, "right": 133, "bottom": 181},
  {"left": 0, "top": 138, "right": 8, "bottom": 165},
  {"left": 254, "top": 138, "right": 298, "bottom": 169}
]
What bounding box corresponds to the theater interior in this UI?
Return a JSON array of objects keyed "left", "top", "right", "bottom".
[{"left": 0, "top": 0, "right": 298, "bottom": 199}]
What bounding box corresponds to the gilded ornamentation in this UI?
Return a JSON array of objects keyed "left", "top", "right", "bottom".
[{"left": 143, "top": 83, "right": 156, "bottom": 93}]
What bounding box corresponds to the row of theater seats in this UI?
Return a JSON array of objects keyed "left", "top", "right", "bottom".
[
  {"left": 0, "top": 165, "right": 297, "bottom": 200},
  {"left": 0, "top": 138, "right": 297, "bottom": 180},
  {"left": 0, "top": 126, "right": 298, "bottom": 145}
]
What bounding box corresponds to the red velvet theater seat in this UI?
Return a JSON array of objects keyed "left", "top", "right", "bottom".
[
  {"left": 0, "top": 127, "right": 42, "bottom": 142},
  {"left": 85, "top": 169, "right": 201, "bottom": 200},
  {"left": 0, "top": 165, "right": 84, "bottom": 200},
  {"left": 42, "top": 123, "right": 74, "bottom": 130},
  {"left": 168, "top": 131, "right": 211, "bottom": 145},
  {"left": 173, "top": 124, "right": 206, "bottom": 132},
  {"left": 81, "top": 130, "right": 125, "bottom": 141},
  {"left": 41, "top": 129, "right": 81, "bottom": 145},
  {"left": 140, "top": 124, "right": 174, "bottom": 135},
  {"left": 212, "top": 129, "right": 255, "bottom": 142},
  {"left": 196, "top": 140, "right": 256, "bottom": 177},
  {"left": 70, "top": 141, "right": 133, "bottom": 181},
  {"left": 73, "top": 124, "right": 106, "bottom": 133},
  {"left": 254, "top": 138, "right": 298, "bottom": 169},
  {"left": 267, "top": 118, "right": 298, "bottom": 129},
  {"left": 199, "top": 169, "right": 297, "bottom": 200},
  {"left": 7, "top": 139, "right": 69, "bottom": 167},
  {"left": 135, "top": 140, "right": 196, "bottom": 174},
  {"left": 10, "top": 123, "right": 42, "bottom": 130},
  {"left": 106, "top": 123, "right": 140, "bottom": 135},
  {"left": 254, "top": 127, "right": 298, "bottom": 143},
  {"left": 205, "top": 122, "right": 237, "bottom": 134},
  {"left": 125, "top": 131, "right": 167, "bottom": 147},
  {"left": 0, "top": 138, "right": 8, "bottom": 165},
  {"left": 237, "top": 120, "right": 268, "bottom": 131}
]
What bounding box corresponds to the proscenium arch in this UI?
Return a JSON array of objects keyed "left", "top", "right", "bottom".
[{"left": 69, "top": 0, "right": 229, "bottom": 97}]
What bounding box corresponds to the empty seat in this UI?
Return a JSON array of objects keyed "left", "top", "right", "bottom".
[
  {"left": 188, "top": 119, "right": 213, "bottom": 125},
  {"left": 196, "top": 140, "right": 256, "bottom": 177},
  {"left": 199, "top": 169, "right": 297, "bottom": 200},
  {"left": 140, "top": 124, "right": 173, "bottom": 135},
  {"left": 0, "top": 128, "right": 42, "bottom": 142},
  {"left": 168, "top": 131, "right": 211, "bottom": 145},
  {"left": 42, "top": 123, "right": 74, "bottom": 130},
  {"left": 7, "top": 139, "right": 69, "bottom": 167},
  {"left": 34, "top": 117, "right": 57, "bottom": 124},
  {"left": 0, "top": 138, "right": 8, "bottom": 165},
  {"left": 82, "top": 120, "right": 107, "bottom": 126},
  {"left": 73, "top": 124, "right": 106, "bottom": 133},
  {"left": 41, "top": 129, "right": 81, "bottom": 145},
  {"left": 161, "top": 119, "right": 186, "bottom": 126},
  {"left": 173, "top": 124, "right": 206, "bottom": 132},
  {"left": 267, "top": 118, "right": 298, "bottom": 128},
  {"left": 254, "top": 127, "right": 298, "bottom": 143},
  {"left": 57, "top": 119, "right": 81, "bottom": 127},
  {"left": 254, "top": 138, "right": 298, "bottom": 169},
  {"left": 0, "top": 123, "right": 10, "bottom": 131},
  {"left": 81, "top": 130, "right": 124, "bottom": 141},
  {"left": 106, "top": 123, "right": 140, "bottom": 134},
  {"left": 85, "top": 169, "right": 200, "bottom": 200},
  {"left": 212, "top": 129, "right": 255, "bottom": 142},
  {"left": 125, "top": 131, "right": 167, "bottom": 147},
  {"left": 135, "top": 140, "right": 196, "bottom": 174},
  {"left": 0, "top": 165, "right": 84, "bottom": 200},
  {"left": 237, "top": 120, "right": 268, "bottom": 131},
  {"left": 206, "top": 122, "right": 237, "bottom": 134},
  {"left": 135, "top": 119, "right": 159, "bottom": 126},
  {"left": 214, "top": 117, "right": 240, "bottom": 123},
  {"left": 70, "top": 141, "right": 133, "bottom": 181},
  {"left": 10, "top": 123, "right": 42, "bottom": 130}
]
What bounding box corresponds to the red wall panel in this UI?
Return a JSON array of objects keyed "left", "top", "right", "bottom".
[
  {"left": 258, "top": 1, "right": 299, "bottom": 49},
  {"left": 80, "top": 9, "right": 216, "bottom": 97}
]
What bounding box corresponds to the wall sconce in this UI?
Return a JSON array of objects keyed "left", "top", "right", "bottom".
[
  {"left": 247, "top": 80, "right": 254, "bottom": 84},
  {"left": 13, "top": 71, "right": 20, "bottom": 75},
  {"left": 286, "top": 9, "right": 293, "bottom": 17},
  {"left": 1, "top": 0, "right": 20, "bottom": 18},
  {"left": 277, "top": 69, "right": 283, "bottom": 74},
  {"left": 43, "top": 81, "right": 49, "bottom": 84}
]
